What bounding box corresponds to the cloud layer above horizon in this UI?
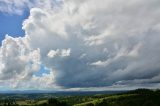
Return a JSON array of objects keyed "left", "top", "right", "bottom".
[{"left": 0, "top": 0, "right": 160, "bottom": 90}]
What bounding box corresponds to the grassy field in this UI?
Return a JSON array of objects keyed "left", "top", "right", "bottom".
[{"left": 16, "top": 100, "right": 47, "bottom": 106}]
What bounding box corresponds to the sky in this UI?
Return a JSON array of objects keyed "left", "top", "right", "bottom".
[
  {"left": 0, "top": 11, "right": 29, "bottom": 42},
  {"left": 0, "top": 0, "right": 160, "bottom": 91}
]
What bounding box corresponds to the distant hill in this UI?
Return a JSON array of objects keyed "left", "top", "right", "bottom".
[
  {"left": 0, "top": 90, "right": 126, "bottom": 95},
  {"left": 0, "top": 90, "right": 56, "bottom": 94}
]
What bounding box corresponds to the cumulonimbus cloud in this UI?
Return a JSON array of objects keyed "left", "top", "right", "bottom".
[{"left": 0, "top": 0, "right": 160, "bottom": 90}]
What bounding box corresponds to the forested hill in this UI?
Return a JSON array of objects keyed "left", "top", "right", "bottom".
[{"left": 74, "top": 89, "right": 160, "bottom": 106}]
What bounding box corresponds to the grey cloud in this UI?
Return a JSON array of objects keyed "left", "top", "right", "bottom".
[{"left": 22, "top": 0, "right": 160, "bottom": 89}]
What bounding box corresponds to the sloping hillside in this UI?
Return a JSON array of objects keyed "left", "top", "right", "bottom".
[{"left": 74, "top": 89, "right": 160, "bottom": 106}]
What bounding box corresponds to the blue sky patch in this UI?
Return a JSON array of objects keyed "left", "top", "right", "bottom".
[
  {"left": 34, "top": 64, "right": 51, "bottom": 77},
  {"left": 0, "top": 10, "right": 29, "bottom": 43}
]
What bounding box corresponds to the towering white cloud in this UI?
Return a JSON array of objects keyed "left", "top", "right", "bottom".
[
  {"left": 1, "top": 0, "right": 160, "bottom": 90},
  {"left": 0, "top": 35, "right": 40, "bottom": 88}
]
